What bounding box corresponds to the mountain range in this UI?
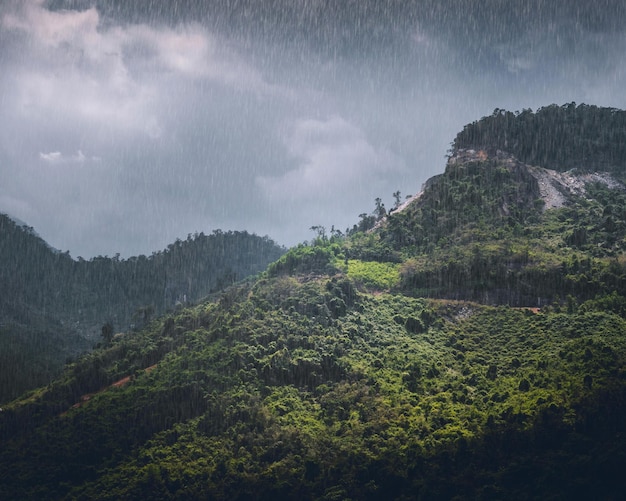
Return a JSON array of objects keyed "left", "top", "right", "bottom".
[
  {"left": 1, "top": 103, "right": 626, "bottom": 499},
  {"left": 0, "top": 220, "right": 284, "bottom": 403}
]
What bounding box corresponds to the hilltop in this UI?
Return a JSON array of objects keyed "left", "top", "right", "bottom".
[
  {"left": 372, "top": 146, "right": 625, "bottom": 305},
  {"left": 452, "top": 103, "right": 626, "bottom": 176},
  {"left": 1, "top": 104, "right": 626, "bottom": 499}
]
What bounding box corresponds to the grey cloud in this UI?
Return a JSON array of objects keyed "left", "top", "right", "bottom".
[
  {"left": 255, "top": 115, "right": 407, "bottom": 242},
  {"left": 257, "top": 116, "right": 403, "bottom": 203}
]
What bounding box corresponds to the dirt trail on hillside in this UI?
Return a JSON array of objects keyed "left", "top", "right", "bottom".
[{"left": 60, "top": 364, "right": 158, "bottom": 416}]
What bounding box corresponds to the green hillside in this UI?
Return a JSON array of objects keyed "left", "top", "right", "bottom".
[
  {"left": 0, "top": 216, "right": 284, "bottom": 403},
  {"left": 375, "top": 153, "right": 626, "bottom": 306},
  {"left": 2, "top": 104, "right": 626, "bottom": 499},
  {"left": 2, "top": 276, "right": 625, "bottom": 499}
]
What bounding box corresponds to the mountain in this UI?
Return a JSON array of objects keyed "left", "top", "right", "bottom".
[
  {"left": 2, "top": 104, "right": 626, "bottom": 500},
  {"left": 0, "top": 216, "right": 285, "bottom": 403}
]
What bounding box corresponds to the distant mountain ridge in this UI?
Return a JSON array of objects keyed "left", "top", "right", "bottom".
[
  {"left": 0, "top": 214, "right": 285, "bottom": 403},
  {"left": 2, "top": 213, "right": 63, "bottom": 253}
]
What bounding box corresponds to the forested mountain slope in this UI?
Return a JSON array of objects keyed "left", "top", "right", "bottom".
[
  {"left": 0, "top": 215, "right": 284, "bottom": 403},
  {"left": 2, "top": 104, "right": 626, "bottom": 499},
  {"left": 373, "top": 147, "right": 626, "bottom": 306}
]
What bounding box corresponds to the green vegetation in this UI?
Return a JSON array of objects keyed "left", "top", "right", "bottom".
[
  {"left": 2, "top": 277, "right": 626, "bottom": 499},
  {"left": 343, "top": 259, "right": 400, "bottom": 290},
  {"left": 0, "top": 216, "right": 284, "bottom": 404},
  {"left": 453, "top": 103, "right": 626, "bottom": 176},
  {"left": 2, "top": 103, "right": 626, "bottom": 499},
  {"left": 365, "top": 146, "right": 626, "bottom": 306}
]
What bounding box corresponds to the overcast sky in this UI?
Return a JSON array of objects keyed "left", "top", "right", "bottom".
[{"left": 1, "top": 0, "right": 626, "bottom": 258}]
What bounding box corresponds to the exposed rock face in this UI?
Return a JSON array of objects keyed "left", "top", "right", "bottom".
[
  {"left": 528, "top": 167, "right": 624, "bottom": 209},
  {"left": 446, "top": 148, "right": 625, "bottom": 211}
]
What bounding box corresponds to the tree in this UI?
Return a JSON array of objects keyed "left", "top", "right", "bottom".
[
  {"left": 393, "top": 191, "right": 402, "bottom": 208},
  {"left": 101, "top": 322, "right": 114, "bottom": 344},
  {"left": 310, "top": 226, "right": 327, "bottom": 243},
  {"left": 374, "top": 198, "right": 386, "bottom": 220},
  {"left": 330, "top": 226, "right": 344, "bottom": 242},
  {"left": 354, "top": 213, "right": 377, "bottom": 233},
  {"left": 133, "top": 306, "right": 154, "bottom": 328}
]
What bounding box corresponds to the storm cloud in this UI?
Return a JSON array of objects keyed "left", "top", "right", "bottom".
[{"left": 1, "top": 0, "right": 626, "bottom": 257}]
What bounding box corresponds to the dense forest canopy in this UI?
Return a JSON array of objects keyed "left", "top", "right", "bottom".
[{"left": 453, "top": 103, "right": 626, "bottom": 176}]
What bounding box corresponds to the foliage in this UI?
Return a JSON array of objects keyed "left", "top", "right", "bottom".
[
  {"left": 379, "top": 157, "right": 543, "bottom": 255},
  {"left": 2, "top": 271, "right": 626, "bottom": 499},
  {"left": 453, "top": 103, "right": 626, "bottom": 176},
  {"left": 343, "top": 259, "right": 400, "bottom": 290},
  {"left": 0, "top": 216, "right": 284, "bottom": 404},
  {"left": 266, "top": 242, "right": 343, "bottom": 277}
]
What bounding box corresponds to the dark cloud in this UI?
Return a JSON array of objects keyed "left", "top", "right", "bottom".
[{"left": 1, "top": 0, "right": 625, "bottom": 257}]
